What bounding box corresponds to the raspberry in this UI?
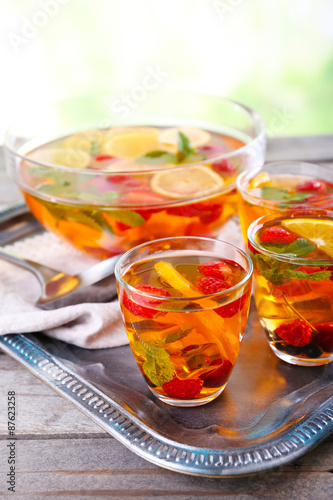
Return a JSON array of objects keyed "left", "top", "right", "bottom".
[
  {"left": 198, "top": 260, "right": 233, "bottom": 280},
  {"left": 122, "top": 285, "right": 170, "bottom": 319},
  {"left": 115, "top": 221, "right": 132, "bottom": 232},
  {"left": 212, "top": 158, "right": 237, "bottom": 175},
  {"left": 94, "top": 154, "right": 115, "bottom": 161},
  {"left": 162, "top": 377, "right": 203, "bottom": 399},
  {"left": 296, "top": 179, "right": 327, "bottom": 194},
  {"left": 313, "top": 323, "right": 333, "bottom": 352},
  {"left": 216, "top": 289, "right": 250, "bottom": 318},
  {"left": 275, "top": 319, "right": 312, "bottom": 347},
  {"left": 196, "top": 277, "right": 230, "bottom": 295},
  {"left": 167, "top": 202, "right": 222, "bottom": 224},
  {"left": 260, "top": 226, "right": 298, "bottom": 244},
  {"left": 201, "top": 359, "right": 233, "bottom": 388},
  {"left": 120, "top": 190, "right": 165, "bottom": 220},
  {"left": 133, "top": 285, "right": 170, "bottom": 306}
]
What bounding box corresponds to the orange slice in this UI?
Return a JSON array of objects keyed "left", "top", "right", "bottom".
[
  {"left": 248, "top": 172, "right": 271, "bottom": 189},
  {"left": 154, "top": 261, "right": 238, "bottom": 363},
  {"left": 282, "top": 219, "right": 333, "bottom": 258}
]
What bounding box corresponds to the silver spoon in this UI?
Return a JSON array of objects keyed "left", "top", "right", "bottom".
[{"left": 0, "top": 246, "right": 120, "bottom": 306}]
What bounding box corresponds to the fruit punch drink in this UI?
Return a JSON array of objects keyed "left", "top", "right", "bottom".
[
  {"left": 115, "top": 237, "right": 253, "bottom": 406},
  {"left": 5, "top": 92, "right": 265, "bottom": 258},
  {"left": 248, "top": 211, "right": 333, "bottom": 366},
  {"left": 237, "top": 162, "right": 333, "bottom": 241}
]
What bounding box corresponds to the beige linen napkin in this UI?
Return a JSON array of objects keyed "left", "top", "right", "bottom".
[
  {"left": 0, "top": 232, "right": 128, "bottom": 349},
  {"left": 0, "top": 217, "right": 243, "bottom": 349}
]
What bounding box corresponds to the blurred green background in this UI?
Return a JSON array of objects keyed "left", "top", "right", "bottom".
[{"left": 2, "top": 0, "right": 333, "bottom": 142}]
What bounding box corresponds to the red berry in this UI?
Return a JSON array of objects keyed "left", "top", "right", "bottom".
[
  {"left": 216, "top": 289, "right": 250, "bottom": 318},
  {"left": 162, "top": 377, "right": 203, "bottom": 399},
  {"left": 133, "top": 285, "right": 170, "bottom": 306},
  {"left": 313, "top": 323, "right": 333, "bottom": 352},
  {"left": 212, "top": 158, "right": 237, "bottom": 175},
  {"left": 167, "top": 202, "right": 222, "bottom": 224},
  {"left": 275, "top": 319, "right": 312, "bottom": 346},
  {"left": 196, "top": 277, "right": 230, "bottom": 295},
  {"left": 121, "top": 190, "right": 165, "bottom": 205},
  {"left": 122, "top": 285, "right": 170, "bottom": 319},
  {"left": 108, "top": 174, "right": 130, "bottom": 184},
  {"left": 115, "top": 221, "right": 132, "bottom": 232},
  {"left": 260, "top": 226, "right": 298, "bottom": 244},
  {"left": 198, "top": 260, "right": 233, "bottom": 280},
  {"left": 296, "top": 179, "right": 327, "bottom": 194},
  {"left": 201, "top": 359, "right": 233, "bottom": 388},
  {"left": 95, "top": 154, "right": 116, "bottom": 161}
]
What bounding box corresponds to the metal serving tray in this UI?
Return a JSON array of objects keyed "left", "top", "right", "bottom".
[{"left": 0, "top": 207, "right": 332, "bottom": 477}]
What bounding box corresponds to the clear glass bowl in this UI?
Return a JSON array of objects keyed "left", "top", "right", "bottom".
[{"left": 4, "top": 91, "right": 265, "bottom": 258}]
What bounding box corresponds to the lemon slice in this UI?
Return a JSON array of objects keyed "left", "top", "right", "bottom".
[
  {"left": 154, "top": 261, "right": 239, "bottom": 363},
  {"left": 151, "top": 165, "right": 224, "bottom": 199},
  {"left": 154, "top": 261, "right": 199, "bottom": 298},
  {"left": 27, "top": 148, "right": 91, "bottom": 169},
  {"left": 159, "top": 126, "right": 211, "bottom": 151},
  {"left": 282, "top": 219, "right": 333, "bottom": 257},
  {"left": 102, "top": 127, "right": 161, "bottom": 159},
  {"left": 248, "top": 172, "right": 271, "bottom": 189},
  {"left": 64, "top": 129, "right": 106, "bottom": 153}
]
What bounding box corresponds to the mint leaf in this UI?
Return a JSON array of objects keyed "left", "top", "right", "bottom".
[
  {"left": 177, "top": 131, "right": 195, "bottom": 162},
  {"left": 108, "top": 209, "right": 146, "bottom": 227},
  {"left": 261, "top": 185, "right": 311, "bottom": 205},
  {"left": 136, "top": 150, "right": 178, "bottom": 165},
  {"left": 100, "top": 191, "right": 120, "bottom": 203},
  {"left": 287, "top": 270, "right": 331, "bottom": 281},
  {"left": 261, "top": 186, "right": 289, "bottom": 201},
  {"left": 178, "top": 131, "right": 193, "bottom": 155},
  {"left": 252, "top": 253, "right": 331, "bottom": 286},
  {"left": 90, "top": 141, "right": 100, "bottom": 155},
  {"left": 66, "top": 212, "right": 103, "bottom": 232},
  {"left": 133, "top": 341, "right": 175, "bottom": 386},
  {"left": 162, "top": 327, "right": 193, "bottom": 344},
  {"left": 28, "top": 166, "right": 61, "bottom": 181},
  {"left": 261, "top": 238, "right": 315, "bottom": 257},
  {"left": 282, "top": 192, "right": 310, "bottom": 203},
  {"left": 181, "top": 152, "right": 207, "bottom": 163}
]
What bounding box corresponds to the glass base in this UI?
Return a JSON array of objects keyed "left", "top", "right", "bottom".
[
  {"left": 149, "top": 385, "right": 225, "bottom": 407},
  {"left": 269, "top": 343, "right": 332, "bottom": 367}
]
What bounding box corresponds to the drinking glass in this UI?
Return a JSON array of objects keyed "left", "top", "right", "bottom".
[
  {"left": 248, "top": 210, "right": 333, "bottom": 366},
  {"left": 115, "top": 236, "right": 253, "bottom": 406},
  {"left": 237, "top": 161, "right": 333, "bottom": 241}
]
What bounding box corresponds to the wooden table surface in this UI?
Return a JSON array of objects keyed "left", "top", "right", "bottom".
[{"left": 1, "top": 137, "right": 333, "bottom": 499}]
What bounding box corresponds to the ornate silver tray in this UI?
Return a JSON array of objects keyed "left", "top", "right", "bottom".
[{"left": 0, "top": 205, "right": 332, "bottom": 477}]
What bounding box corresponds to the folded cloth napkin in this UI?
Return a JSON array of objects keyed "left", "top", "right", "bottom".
[
  {"left": 0, "top": 232, "right": 128, "bottom": 349},
  {"left": 0, "top": 217, "right": 244, "bottom": 349}
]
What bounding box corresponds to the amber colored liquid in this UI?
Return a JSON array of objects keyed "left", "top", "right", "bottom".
[
  {"left": 23, "top": 190, "right": 237, "bottom": 259},
  {"left": 238, "top": 174, "right": 333, "bottom": 242},
  {"left": 21, "top": 127, "right": 245, "bottom": 258},
  {"left": 250, "top": 221, "right": 333, "bottom": 364},
  {"left": 118, "top": 255, "right": 251, "bottom": 401}
]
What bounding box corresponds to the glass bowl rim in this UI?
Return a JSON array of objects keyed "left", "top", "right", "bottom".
[
  {"left": 247, "top": 209, "right": 333, "bottom": 265},
  {"left": 4, "top": 90, "right": 266, "bottom": 175},
  {"left": 114, "top": 235, "right": 253, "bottom": 303}
]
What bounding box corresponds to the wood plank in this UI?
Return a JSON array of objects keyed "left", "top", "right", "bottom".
[
  {"left": 0, "top": 439, "right": 332, "bottom": 498},
  {"left": 0, "top": 354, "right": 102, "bottom": 436}
]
